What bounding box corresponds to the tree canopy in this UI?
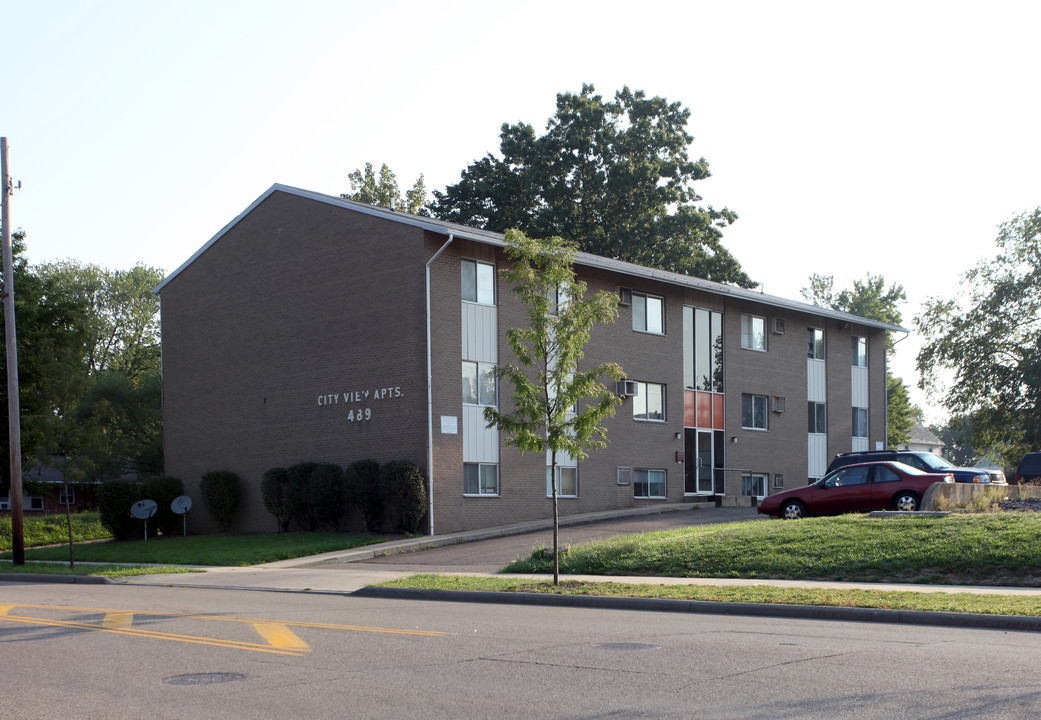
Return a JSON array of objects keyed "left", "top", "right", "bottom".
[
  {"left": 342, "top": 162, "right": 428, "bottom": 215},
  {"left": 916, "top": 207, "right": 1041, "bottom": 462},
  {"left": 430, "top": 85, "right": 754, "bottom": 287}
]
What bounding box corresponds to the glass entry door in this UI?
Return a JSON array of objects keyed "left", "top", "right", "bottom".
[{"left": 685, "top": 429, "right": 722, "bottom": 495}]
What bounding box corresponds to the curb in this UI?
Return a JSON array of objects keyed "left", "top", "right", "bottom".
[
  {"left": 353, "top": 586, "right": 1041, "bottom": 632},
  {"left": 0, "top": 572, "right": 110, "bottom": 585}
]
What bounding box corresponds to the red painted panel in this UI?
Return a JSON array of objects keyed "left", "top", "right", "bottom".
[
  {"left": 713, "top": 393, "right": 725, "bottom": 430},
  {"left": 684, "top": 390, "right": 696, "bottom": 427},
  {"left": 696, "top": 392, "right": 712, "bottom": 429}
]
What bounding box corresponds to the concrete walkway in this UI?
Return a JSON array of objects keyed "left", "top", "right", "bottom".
[{"left": 8, "top": 504, "right": 1041, "bottom": 630}]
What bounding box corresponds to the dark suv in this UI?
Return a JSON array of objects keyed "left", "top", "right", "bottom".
[
  {"left": 1016, "top": 452, "right": 1041, "bottom": 484},
  {"left": 828, "top": 450, "right": 1007, "bottom": 484}
]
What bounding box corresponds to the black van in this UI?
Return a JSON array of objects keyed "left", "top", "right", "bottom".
[
  {"left": 828, "top": 449, "right": 1007, "bottom": 484},
  {"left": 1016, "top": 452, "right": 1041, "bottom": 484}
]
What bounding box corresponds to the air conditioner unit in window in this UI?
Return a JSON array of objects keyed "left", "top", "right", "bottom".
[
  {"left": 615, "top": 380, "right": 639, "bottom": 397},
  {"left": 0, "top": 500, "right": 9, "bottom": 511},
  {"left": 617, "top": 467, "right": 632, "bottom": 486},
  {"left": 771, "top": 396, "right": 786, "bottom": 413},
  {"left": 772, "top": 318, "right": 786, "bottom": 335},
  {"left": 618, "top": 287, "right": 632, "bottom": 306}
]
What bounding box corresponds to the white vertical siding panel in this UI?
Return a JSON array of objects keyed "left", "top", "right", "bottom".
[
  {"left": 463, "top": 406, "right": 499, "bottom": 463},
  {"left": 807, "top": 434, "right": 828, "bottom": 477},
  {"left": 806, "top": 360, "right": 827, "bottom": 402},
  {"left": 461, "top": 304, "right": 498, "bottom": 363},
  {"left": 851, "top": 366, "right": 869, "bottom": 408},
  {"left": 852, "top": 437, "right": 869, "bottom": 452}
]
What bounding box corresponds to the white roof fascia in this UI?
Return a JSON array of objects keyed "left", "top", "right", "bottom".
[{"left": 154, "top": 184, "right": 907, "bottom": 334}]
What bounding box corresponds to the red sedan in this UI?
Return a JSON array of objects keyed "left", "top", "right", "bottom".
[{"left": 758, "top": 461, "right": 954, "bottom": 519}]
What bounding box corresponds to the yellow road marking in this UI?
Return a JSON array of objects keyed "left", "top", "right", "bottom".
[
  {"left": 1, "top": 613, "right": 307, "bottom": 656},
  {"left": 0, "top": 604, "right": 14, "bottom": 615},
  {"left": 253, "top": 622, "right": 310, "bottom": 651},
  {"left": 0, "top": 602, "right": 452, "bottom": 637},
  {"left": 102, "top": 612, "right": 133, "bottom": 628}
]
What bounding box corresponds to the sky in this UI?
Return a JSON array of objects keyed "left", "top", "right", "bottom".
[{"left": 4, "top": 0, "right": 1040, "bottom": 422}]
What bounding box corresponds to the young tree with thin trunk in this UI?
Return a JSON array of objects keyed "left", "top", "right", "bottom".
[{"left": 484, "top": 230, "right": 623, "bottom": 585}]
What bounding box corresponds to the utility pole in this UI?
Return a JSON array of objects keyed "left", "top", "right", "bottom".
[{"left": 1, "top": 137, "right": 25, "bottom": 565}]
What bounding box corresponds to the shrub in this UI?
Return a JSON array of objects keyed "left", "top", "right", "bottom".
[
  {"left": 142, "top": 475, "right": 184, "bottom": 536},
  {"left": 311, "top": 463, "right": 347, "bottom": 530},
  {"left": 199, "top": 470, "right": 242, "bottom": 532},
  {"left": 345, "top": 459, "right": 382, "bottom": 532},
  {"left": 380, "top": 460, "right": 427, "bottom": 534},
  {"left": 261, "top": 467, "right": 292, "bottom": 533},
  {"left": 96, "top": 478, "right": 143, "bottom": 541},
  {"left": 286, "top": 462, "right": 320, "bottom": 531}
]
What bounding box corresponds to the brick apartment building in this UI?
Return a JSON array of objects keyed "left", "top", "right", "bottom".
[{"left": 156, "top": 184, "right": 900, "bottom": 535}]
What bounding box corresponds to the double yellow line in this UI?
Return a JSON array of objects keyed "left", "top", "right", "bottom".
[{"left": 0, "top": 603, "right": 452, "bottom": 657}]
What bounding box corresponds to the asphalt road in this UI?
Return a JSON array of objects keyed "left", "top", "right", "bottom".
[{"left": 3, "top": 580, "right": 1041, "bottom": 719}]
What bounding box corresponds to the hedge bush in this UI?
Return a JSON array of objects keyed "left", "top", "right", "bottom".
[
  {"left": 381, "top": 460, "right": 427, "bottom": 534},
  {"left": 199, "top": 470, "right": 242, "bottom": 532},
  {"left": 286, "top": 462, "right": 320, "bottom": 531},
  {"left": 261, "top": 467, "right": 292, "bottom": 533},
  {"left": 96, "top": 479, "right": 143, "bottom": 541},
  {"left": 142, "top": 475, "right": 184, "bottom": 536},
  {"left": 345, "top": 459, "right": 382, "bottom": 532}
]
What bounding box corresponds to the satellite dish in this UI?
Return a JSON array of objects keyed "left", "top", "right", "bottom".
[
  {"left": 131, "top": 499, "right": 158, "bottom": 520},
  {"left": 171, "top": 496, "right": 193, "bottom": 515}
]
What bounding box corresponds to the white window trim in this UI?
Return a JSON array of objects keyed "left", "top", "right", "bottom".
[
  {"left": 461, "top": 258, "right": 496, "bottom": 307},
  {"left": 741, "top": 393, "right": 769, "bottom": 431},
  {"left": 852, "top": 407, "right": 869, "bottom": 439},
  {"left": 740, "top": 314, "right": 767, "bottom": 352},
  {"left": 462, "top": 361, "right": 497, "bottom": 407},
  {"left": 463, "top": 462, "right": 500, "bottom": 497},
  {"left": 546, "top": 466, "right": 579, "bottom": 498},
  {"left": 632, "top": 292, "right": 665, "bottom": 335},
  {"left": 741, "top": 473, "right": 768, "bottom": 499},
  {"left": 633, "top": 468, "right": 667, "bottom": 499},
  {"left": 852, "top": 336, "right": 868, "bottom": 368},
  {"left": 633, "top": 381, "right": 666, "bottom": 422},
  {"left": 808, "top": 401, "right": 827, "bottom": 435},
  {"left": 808, "top": 327, "right": 826, "bottom": 361}
]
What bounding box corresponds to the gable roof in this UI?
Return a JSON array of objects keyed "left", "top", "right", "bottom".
[{"left": 155, "top": 183, "right": 908, "bottom": 334}]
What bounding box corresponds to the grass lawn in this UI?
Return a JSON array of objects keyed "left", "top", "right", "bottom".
[
  {"left": 0, "top": 531, "right": 386, "bottom": 567},
  {"left": 0, "top": 512, "right": 111, "bottom": 551},
  {"left": 502, "top": 513, "right": 1041, "bottom": 586},
  {"left": 0, "top": 561, "right": 198, "bottom": 579},
  {"left": 380, "top": 574, "right": 1041, "bottom": 617}
]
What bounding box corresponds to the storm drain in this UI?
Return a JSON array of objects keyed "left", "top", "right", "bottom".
[
  {"left": 164, "top": 672, "right": 247, "bottom": 686},
  {"left": 596, "top": 643, "right": 660, "bottom": 651}
]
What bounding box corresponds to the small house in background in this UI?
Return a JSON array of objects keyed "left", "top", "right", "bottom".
[
  {"left": 898, "top": 424, "right": 945, "bottom": 456},
  {"left": 0, "top": 461, "right": 99, "bottom": 515},
  {"left": 156, "top": 184, "right": 902, "bottom": 535}
]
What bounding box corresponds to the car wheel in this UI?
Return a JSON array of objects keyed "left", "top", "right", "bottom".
[
  {"left": 780, "top": 500, "right": 807, "bottom": 519},
  {"left": 892, "top": 492, "right": 920, "bottom": 512}
]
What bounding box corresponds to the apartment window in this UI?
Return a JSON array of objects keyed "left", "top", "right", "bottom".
[
  {"left": 742, "top": 473, "right": 767, "bottom": 498},
  {"left": 28, "top": 496, "right": 44, "bottom": 511},
  {"left": 546, "top": 466, "right": 578, "bottom": 497},
  {"left": 632, "top": 292, "right": 664, "bottom": 334},
  {"left": 852, "top": 336, "right": 867, "bottom": 367},
  {"left": 462, "top": 361, "right": 496, "bottom": 406},
  {"left": 634, "top": 469, "right": 666, "bottom": 498},
  {"left": 633, "top": 382, "right": 665, "bottom": 421},
  {"left": 852, "top": 407, "right": 869, "bottom": 438},
  {"left": 547, "top": 284, "right": 570, "bottom": 316},
  {"left": 741, "top": 394, "right": 768, "bottom": 430},
  {"left": 59, "top": 488, "right": 76, "bottom": 506},
  {"left": 807, "top": 327, "right": 825, "bottom": 360},
  {"left": 464, "top": 463, "right": 499, "bottom": 496},
  {"left": 461, "top": 259, "right": 495, "bottom": 306},
  {"left": 741, "top": 315, "right": 767, "bottom": 351},
  {"left": 808, "top": 402, "right": 827, "bottom": 434}
]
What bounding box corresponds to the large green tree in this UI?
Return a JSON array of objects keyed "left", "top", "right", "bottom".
[
  {"left": 916, "top": 207, "right": 1041, "bottom": 463},
  {"left": 801, "top": 273, "right": 918, "bottom": 446},
  {"left": 431, "top": 85, "right": 754, "bottom": 287},
  {"left": 342, "top": 162, "right": 428, "bottom": 215},
  {"left": 484, "top": 230, "right": 624, "bottom": 584}
]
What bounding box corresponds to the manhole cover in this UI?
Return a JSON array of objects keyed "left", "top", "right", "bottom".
[
  {"left": 164, "top": 672, "right": 246, "bottom": 686},
  {"left": 596, "top": 643, "right": 660, "bottom": 651}
]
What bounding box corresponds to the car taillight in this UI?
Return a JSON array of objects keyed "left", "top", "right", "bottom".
[{"left": 944, "top": 474, "right": 954, "bottom": 483}]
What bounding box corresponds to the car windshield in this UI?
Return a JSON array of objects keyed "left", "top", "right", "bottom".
[{"left": 916, "top": 454, "right": 954, "bottom": 470}]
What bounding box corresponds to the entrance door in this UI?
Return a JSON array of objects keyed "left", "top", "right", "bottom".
[{"left": 685, "top": 429, "right": 717, "bottom": 495}]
